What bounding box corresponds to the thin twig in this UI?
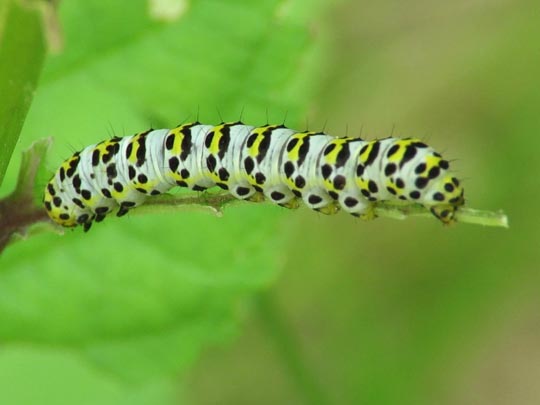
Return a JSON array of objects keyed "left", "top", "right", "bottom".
[
  {"left": 138, "top": 194, "right": 509, "bottom": 228},
  {"left": 0, "top": 138, "right": 509, "bottom": 254}
]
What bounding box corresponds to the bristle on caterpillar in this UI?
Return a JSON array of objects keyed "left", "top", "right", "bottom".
[{"left": 43, "top": 122, "right": 465, "bottom": 231}]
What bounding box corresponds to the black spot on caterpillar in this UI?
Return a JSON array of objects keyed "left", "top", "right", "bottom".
[{"left": 44, "top": 122, "right": 465, "bottom": 231}]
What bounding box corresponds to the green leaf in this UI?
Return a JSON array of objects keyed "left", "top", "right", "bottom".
[
  {"left": 0, "top": 347, "right": 179, "bottom": 405},
  {"left": 0, "top": 0, "right": 46, "bottom": 187},
  {"left": 1, "top": 0, "right": 331, "bottom": 382}
]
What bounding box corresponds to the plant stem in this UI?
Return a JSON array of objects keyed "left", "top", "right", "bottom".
[{"left": 255, "top": 291, "right": 330, "bottom": 405}]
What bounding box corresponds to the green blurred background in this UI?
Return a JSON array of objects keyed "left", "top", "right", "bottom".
[{"left": 0, "top": 0, "right": 538, "bottom": 404}]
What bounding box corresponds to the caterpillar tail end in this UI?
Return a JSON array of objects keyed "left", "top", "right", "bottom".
[
  {"left": 430, "top": 205, "right": 460, "bottom": 225},
  {"left": 428, "top": 179, "right": 466, "bottom": 225},
  {"left": 430, "top": 191, "right": 465, "bottom": 225}
]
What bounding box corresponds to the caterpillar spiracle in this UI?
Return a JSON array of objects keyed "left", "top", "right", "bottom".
[{"left": 43, "top": 121, "right": 465, "bottom": 231}]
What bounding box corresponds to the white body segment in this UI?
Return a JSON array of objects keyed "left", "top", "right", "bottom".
[{"left": 44, "top": 122, "right": 465, "bottom": 230}]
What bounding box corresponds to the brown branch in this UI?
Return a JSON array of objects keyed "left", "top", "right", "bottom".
[
  {"left": 0, "top": 138, "right": 52, "bottom": 253},
  {"left": 0, "top": 195, "right": 49, "bottom": 252}
]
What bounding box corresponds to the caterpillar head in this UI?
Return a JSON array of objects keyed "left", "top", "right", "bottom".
[{"left": 43, "top": 181, "right": 80, "bottom": 228}]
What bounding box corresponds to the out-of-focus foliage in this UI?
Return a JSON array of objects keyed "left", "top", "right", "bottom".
[
  {"left": 0, "top": 0, "right": 537, "bottom": 404},
  {"left": 186, "top": 1, "right": 539, "bottom": 405},
  {"left": 0, "top": 0, "right": 46, "bottom": 186}
]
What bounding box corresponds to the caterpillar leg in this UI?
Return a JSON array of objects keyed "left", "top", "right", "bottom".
[
  {"left": 247, "top": 191, "right": 266, "bottom": 203},
  {"left": 315, "top": 202, "right": 340, "bottom": 215},
  {"left": 336, "top": 192, "right": 376, "bottom": 220},
  {"left": 74, "top": 213, "right": 94, "bottom": 232},
  {"left": 355, "top": 203, "right": 377, "bottom": 221},
  {"left": 117, "top": 201, "right": 137, "bottom": 217},
  {"left": 429, "top": 205, "right": 458, "bottom": 224},
  {"left": 302, "top": 189, "right": 340, "bottom": 215},
  {"left": 278, "top": 199, "right": 301, "bottom": 209}
]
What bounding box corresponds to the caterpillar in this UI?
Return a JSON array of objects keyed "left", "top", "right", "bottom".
[{"left": 43, "top": 121, "right": 465, "bottom": 231}]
